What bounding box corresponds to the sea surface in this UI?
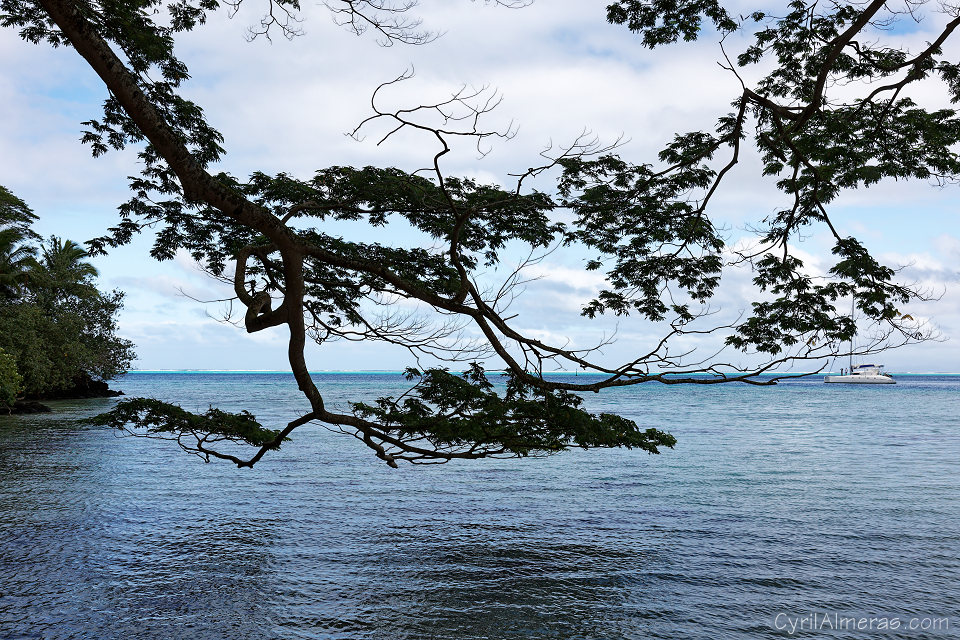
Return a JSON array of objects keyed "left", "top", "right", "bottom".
[{"left": 1, "top": 372, "right": 958, "bottom": 639}]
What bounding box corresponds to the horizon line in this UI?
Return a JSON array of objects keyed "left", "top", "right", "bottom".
[{"left": 125, "top": 369, "right": 960, "bottom": 375}]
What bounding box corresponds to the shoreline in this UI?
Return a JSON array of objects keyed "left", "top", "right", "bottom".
[{"left": 8, "top": 378, "right": 124, "bottom": 415}]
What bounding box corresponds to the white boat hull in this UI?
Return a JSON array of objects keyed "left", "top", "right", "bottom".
[{"left": 824, "top": 375, "right": 896, "bottom": 384}]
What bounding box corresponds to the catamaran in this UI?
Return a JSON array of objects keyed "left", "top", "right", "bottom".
[
  {"left": 824, "top": 296, "right": 897, "bottom": 384},
  {"left": 824, "top": 363, "right": 896, "bottom": 384}
]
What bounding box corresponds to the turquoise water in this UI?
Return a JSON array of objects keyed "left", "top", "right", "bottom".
[{"left": 1, "top": 373, "right": 958, "bottom": 638}]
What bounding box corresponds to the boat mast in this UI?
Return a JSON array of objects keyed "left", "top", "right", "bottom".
[{"left": 849, "top": 295, "right": 854, "bottom": 372}]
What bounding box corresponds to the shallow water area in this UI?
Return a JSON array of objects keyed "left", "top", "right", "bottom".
[{"left": 1, "top": 373, "right": 959, "bottom": 639}]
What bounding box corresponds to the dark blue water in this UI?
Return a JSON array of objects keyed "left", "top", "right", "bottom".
[{"left": 1, "top": 373, "right": 958, "bottom": 639}]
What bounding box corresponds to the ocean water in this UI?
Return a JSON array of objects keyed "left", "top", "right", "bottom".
[{"left": 1, "top": 372, "right": 958, "bottom": 639}]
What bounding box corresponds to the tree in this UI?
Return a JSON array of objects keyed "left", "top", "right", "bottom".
[
  {"left": 33, "top": 237, "right": 99, "bottom": 308},
  {"left": 0, "top": 186, "right": 39, "bottom": 300},
  {"left": 0, "top": 228, "right": 36, "bottom": 300},
  {"left": 0, "top": 189, "right": 135, "bottom": 403},
  {"left": 2, "top": 1, "right": 952, "bottom": 466},
  {"left": 0, "top": 184, "right": 38, "bottom": 233}
]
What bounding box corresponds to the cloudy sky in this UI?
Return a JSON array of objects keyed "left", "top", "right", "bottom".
[{"left": 1, "top": 1, "right": 958, "bottom": 372}]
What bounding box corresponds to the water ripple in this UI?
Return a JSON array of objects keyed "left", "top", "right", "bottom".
[{"left": 1, "top": 373, "right": 958, "bottom": 638}]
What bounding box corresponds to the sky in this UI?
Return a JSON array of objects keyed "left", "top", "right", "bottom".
[{"left": 1, "top": 1, "right": 959, "bottom": 372}]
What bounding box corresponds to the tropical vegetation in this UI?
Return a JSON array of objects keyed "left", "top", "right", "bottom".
[{"left": 0, "top": 186, "right": 135, "bottom": 410}]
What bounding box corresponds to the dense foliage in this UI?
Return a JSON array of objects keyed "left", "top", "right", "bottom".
[
  {"left": 0, "top": 186, "right": 135, "bottom": 406},
  {"left": 89, "top": 397, "right": 285, "bottom": 462},
  {"left": 0, "top": 347, "right": 21, "bottom": 408},
  {"left": 351, "top": 366, "right": 676, "bottom": 456},
  {"left": 1, "top": 1, "right": 953, "bottom": 465}
]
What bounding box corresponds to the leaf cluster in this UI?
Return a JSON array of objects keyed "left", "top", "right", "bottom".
[
  {"left": 352, "top": 364, "right": 676, "bottom": 456},
  {"left": 606, "top": 0, "right": 737, "bottom": 48},
  {"left": 559, "top": 151, "right": 724, "bottom": 321},
  {"left": 89, "top": 397, "right": 283, "bottom": 448}
]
